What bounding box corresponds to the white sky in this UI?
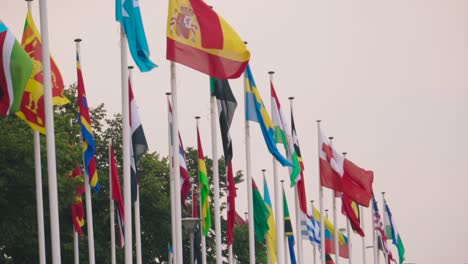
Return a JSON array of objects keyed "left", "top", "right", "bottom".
[{"left": 3, "top": 0, "right": 468, "bottom": 263}]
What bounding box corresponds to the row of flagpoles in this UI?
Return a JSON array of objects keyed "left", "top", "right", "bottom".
[{"left": 0, "top": 0, "right": 406, "bottom": 263}]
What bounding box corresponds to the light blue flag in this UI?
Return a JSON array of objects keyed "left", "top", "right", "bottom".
[
  {"left": 116, "top": 0, "right": 157, "bottom": 72},
  {"left": 245, "top": 65, "right": 293, "bottom": 167}
]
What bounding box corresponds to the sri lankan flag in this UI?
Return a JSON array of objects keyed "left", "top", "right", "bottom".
[
  {"left": 77, "top": 52, "right": 99, "bottom": 191},
  {"left": 16, "top": 10, "right": 69, "bottom": 133},
  {"left": 197, "top": 125, "right": 211, "bottom": 235},
  {"left": 166, "top": 0, "right": 250, "bottom": 79}
]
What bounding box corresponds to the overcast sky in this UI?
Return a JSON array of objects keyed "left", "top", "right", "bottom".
[{"left": 3, "top": 0, "right": 468, "bottom": 263}]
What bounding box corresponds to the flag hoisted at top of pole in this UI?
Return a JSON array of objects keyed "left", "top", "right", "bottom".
[
  {"left": 341, "top": 194, "right": 364, "bottom": 237},
  {"left": 263, "top": 173, "right": 278, "bottom": 264},
  {"left": 245, "top": 65, "right": 293, "bottom": 167},
  {"left": 166, "top": 0, "right": 250, "bottom": 79},
  {"left": 17, "top": 9, "right": 69, "bottom": 133},
  {"left": 70, "top": 165, "right": 85, "bottom": 237},
  {"left": 252, "top": 178, "right": 270, "bottom": 243},
  {"left": 116, "top": 0, "right": 157, "bottom": 72},
  {"left": 372, "top": 197, "right": 395, "bottom": 263},
  {"left": 110, "top": 143, "right": 125, "bottom": 248},
  {"left": 384, "top": 199, "right": 405, "bottom": 264},
  {"left": 197, "top": 124, "right": 211, "bottom": 235},
  {"left": 283, "top": 187, "right": 297, "bottom": 264},
  {"left": 0, "top": 21, "right": 33, "bottom": 116}
]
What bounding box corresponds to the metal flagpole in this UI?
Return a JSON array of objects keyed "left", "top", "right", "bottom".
[
  {"left": 196, "top": 116, "right": 207, "bottom": 264},
  {"left": 119, "top": 26, "right": 132, "bottom": 264},
  {"left": 310, "top": 200, "right": 317, "bottom": 264},
  {"left": 38, "top": 0, "right": 61, "bottom": 261},
  {"left": 327, "top": 136, "right": 339, "bottom": 264},
  {"left": 110, "top": 141, "right": 116, "bottom": 264},
  {"left": 269, "top": 71, "right": 285, "bottom": 264},
  {"left": 190, "top": 187, "right": 195, "bottom": 264},
  {"left": 288, "top": 97, "right": 303, "bottom": 264},
  {"left": 342, "top": 152, "right": 352, "bottom": 264},
  {"left": 316, "top": 121, "right": 326, "bottom": 264},
  {"left": 360, "top": 206, "right": 366, "bottom": 264},
  {"left": 372, "top": 198, "right": 379, "bottom": 264},
  {"left": 75, "top": 39, "right": 95, "bottom": 264},
  {"left": 166, "top": 92, "right": 177, "bottom": 264},
  {"left": 244, "top": 66, "right": 256, "bottom": 264},
  {"left": 170, "top": 61, "right": 184, "bottom": 264},
  {"left": 210, "top": 85, "right": 223, "bottom": 264},
  {"left": 381, "top": 192, "right": 389, "bottom": 264},
  {"left": 74, "top": 230, "right": 79, "bottom": 264}
]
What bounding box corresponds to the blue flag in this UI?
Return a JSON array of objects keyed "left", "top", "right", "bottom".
[
  {"left": 116, "top": 0, "right": 157, "bottom": 72},
  {"left": 245, "top": 65, "right": 293, "bottom": 167}
]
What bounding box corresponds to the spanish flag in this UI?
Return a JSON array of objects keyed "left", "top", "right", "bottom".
[{"left": 166, "top": 0, "right": 250, "bottom": 79}]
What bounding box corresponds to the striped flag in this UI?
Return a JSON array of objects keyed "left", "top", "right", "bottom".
[
  {"left": 304, "top": 207, "right": 321, "bottom": 248},
  {"left": 283, "top": 189, "right": 297, "bottom": 264},
  {"left": 384, "top": 199, "right": 405, "bottom": 264},
  {"left": 70, "top": 165, "right": 85, "bottom": 237},
  {"left": 372, "top": 197, "right": 395, "bottom": 263},
  {"left": 76, "top": 51, "right": 99, "bottom": 191},
  {"left": 291, "top": 109, "right": 308, "bottom": 215},
  {"left": 0, "top": 21, "right": 33, "bottom": 116},
  {"left": 342, "top": 194, "right": 364, "bottom": 236},
  {"left": 110, "top": 143, "right": 125, "bottom": 247},
  {"left": 197, "top": 126, "right": 211, "bottom": 235},
  {"left": 263, "top": 175, "right": 277, "bottom": 263}
]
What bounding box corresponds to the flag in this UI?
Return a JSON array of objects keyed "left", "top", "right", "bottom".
[
  {"left": 270, "top": 81, "right": 300, "bottom": 186},
  {"left": 16, "top": 10, "right": 69, "bottom": 133},
  {"left": 283, "top": 189, "right": 297, "bottom": 264},
  {"left": 129, "top": 78, "right": 148, "bottom": 202},
  {"left": 168, "top": 99, "right": 191, "bottom": 206},
  {"left": 384, "top": 199, "right": 405, "bottom": 264},
  {"left": 226, "top": 162, "right": 236, "bottom": 245},
  {"left": 341, "top": 194, "right": 364, "bottom": 237},
  {"left": 191, "top": 189, "right": 202, "bottom": 264},
  {"left": 245, "top": 65, "right": 292, "bottom": 167},
  {"left": 235, "top": 211, "right": 248, "bottom": 225},
  {"left": 197, "top": 126, "right": 211, "bottom": 235},
  {"left": 110, "top": 143, "right": 125, "bottom": 248},
  {"left": 325, "top": 254, "right": 335, "bottom": 264},
  {"left": 0, "top": 21, "right": 33, "bottom": 116},
  {"left": 312, "top": 207, "right": 349, "bottom": 258},
  {"left": 210, "top": 77, "right": 237, "bottom": 164},
  {"left": 76, "top": 51, "right": 100, "bottom": 191},
  {"left": 116, "top": 0, "right": 156, "bottom": 72},
  {"left": 319, "top": 127, "right": 374, "bottom": 207},
  {"left": 263, "top": 175, "right": 277, "bottom": 263},
  {"left": 252, "top": 179, "right": 269, "bottom": 243},
  {"left": 291, "top": 109, "right": 308, "bottom": 214},
  {"left": 304, "top": 208, "right": 321, "bottom": 248},
  {"left": 166, "top": 0, "right": 250, "bottom": 79},
  {"left": 373, "top": 197, "right": 395, "bottom": 263},
  {"left": 70, "top": 165, "right": 85, "bottom": 237}
]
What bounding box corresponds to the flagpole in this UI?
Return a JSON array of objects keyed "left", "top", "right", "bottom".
[
  {"left": 33, "top": 130, "right": 46, "bottom": 264},
  {"left": 244, "top": 63, "right": 256, "bottom": 264},
  {"left": 280, "top": 180, "right": 288, "bottom": 264},
  {"left": 316, "top": 120, "right": 326, "bottom": 264},
  {"left": 196, "top": 116, "right": 207, "bottom": 264},
  {"left": 170, "top": 61, "right": 184, "bottom": 264},
  {"left": 288, "top": 97, "right": 303, "bottom": 264},
  {"left": 75, "top": 39, "right": 96, "bottom": 264},
  {"left": 166, "top": 92, "right": 177, "bottom": 264},
  {"left": 360, "top": 206, "right": 366, "bottom": 264},
  {"left": 190, "top": 188, "right": 195, "bottom": 264},
  {"left": 341, "top": 152, "right": 352, "bottom": 264},
  {"left": 38, "top": 0, "right": 61, "bottom": 261},
  {"left": 109, "top": 141, "right": 116, "bottom": 264},
  {"left": 210, "top": 82, "right": 223, "bottom": 264},
  {"left": 327, "top": 136, "right": 340, "bottom": 264},
  {"left": 269, "top": 71, "right": 285, "bottom": 264},
  {"left": 381, "top": 192, "right": 388, "bottom": 264},
  {"left": 119, "top": 25, "right": 133, "bottom": 264},
  {"left": 372, "top": 198, "right": 379, "bottom": 264},
  {"left": 310, "top": 200, "right": 317, "bottom": 264},
  {"left": 74, "top": 230, "right": 79, "bottom": 264}
]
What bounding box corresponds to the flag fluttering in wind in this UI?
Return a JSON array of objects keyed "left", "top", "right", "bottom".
[
  {"left": 305, "top": 207, "right": 321, "bottom": 248},
  {"left": 166, "top": 0, "right": 250, "bottom": 79},
  {"left": 110, "top": 143, "right": 125, "bottom": 248},
  {"left": 312, "top": 207, "right": 349, "bottom": 258},
  {"left": 271, "top": 81, "right": 300, "bottom": 185},
  {"left": 319, "top": 127, "right": 374, "bottom": 207},
  {"left": 197, "top": 126, "right": 211, "bottom": 235},
  {"left": 283, "top": 189, "right": 297, "bottom": 264},
  {"left": 168, "top": 100, "right": 191, "bottom": 206},
  {"left": 341, "top": 194, "right": 364, "bottom": 237},
  {"left": 263, "top": 175, "right": 277, "bottom": 263},
  {"left": 384, "top": 199, "right": 405, "bottom": 264},
  {"left": 16, "top": 10, "right": 69, "bottom": 133},
  {"left": 291, "top": 108, "right": 308, "bottom": 214},
  {"left": 191, "top": 189, "right": 202, "bottom": 264},
  {"left": 245, "top": 65, "right": 292, "bottom": 167},
  {"left": 325, "top": 254, "right": 336, "bottom": 264},
  {"left": 373, "top": 197, "right": 395, "bottom": 263},
  {"left": 70, "top": 165, "right": 85, "bottom": 237},
  {"left": 0, "top": 21, "right": 33, "bottom": 116},
  {"left": 129, "top": 78, "right": 148, "bottom": 201},
  {"left": 226, "top": 162, "right": 236, "bottom": 245},
  {"left": 116, "top": 0, "right": 157, "bottom": 72},
  {"left": 76, "top": 51, "right": 100, "bottom": 191},
  {"left": 252, "top": 179, "right": 270, "bottom": 243}
]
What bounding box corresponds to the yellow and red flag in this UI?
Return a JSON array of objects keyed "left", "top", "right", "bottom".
[
  {"left": 166, "top": 0, "right": 250, "bottom": 79},
  {"left": 16, "top": 10, "right": 69, "bottom": 134}
]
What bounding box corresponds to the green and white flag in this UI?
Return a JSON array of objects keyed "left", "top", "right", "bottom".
[{"left": 384, "top": 199, "right": 406, "bottom": 264}]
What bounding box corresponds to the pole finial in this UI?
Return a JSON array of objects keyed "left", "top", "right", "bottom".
[
  {"left": 328, "top": 136, "right": 334, "bottom": 140},
  {"left": 165, "top": 92, "right": 171, "bottom": 96},
  {"left": 288, "top": 96, "right": 295, "bottom": 100},
  {"left": 243, "top": 41, "right": 248, "bottom": 45},
  {"left": 128, "top": 66, "right": 134, "bottom": 70},
  {"left": 195, "top": 116, "right": 201, "bottom": 120},
  {"left": 261, "top": 169, "right": 266, "bottom": 173},
  {"left": 268, "top": 71, "right": 275, "bottom": 75},
  {"left": 342, "top": 152, "right": 347, "bottom": 155},
  {"left": 25, "top": 0, "right": 33, "bottom": 2},
  {"left": 280, "top": 180, "right": 284, "bottom": 183},
  {"left": 316, "top": 120, "right": 322, "bottom": 123},
  {"left": 74, "top": 38, "right": 82, "bottom": 43}
]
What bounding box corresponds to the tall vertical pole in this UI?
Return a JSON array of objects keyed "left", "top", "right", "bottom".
[
  {"left": 170, "top": 61, "right": 184, "bottom": 264},
  {"left": 288, "top": 97, "right": 303, "bottom": 264},
  {"left": 38, "top": 0, "right": 61, "bottom": 261},
  {"left": 166, "top": 92, "right": 177, "bottom": 264},
  {"left": 310, "top": 200, "right": 317, "bottom": 264},
  {"left": 210, "top": 87, "right": 223, "bottom": 264},
  {"left": 74, "top": 230, "right": 79, "bottom": 264},
  {"left": 316, "top": 121, "right": 326, "bottom": 264},
  {"left": 196, "top": 116, "right": 207, "bottom": 264},
  {"left": 75, "top": 39, "right": 95, "bottom": 264},
  {"left": 244, "top": 68, "right": 256, "bottom": 264},
  {"left": 33, "top": 130, "right": 46, "bottom": 264},
  {"left": 328, "top": 137, "right": 339, "bottom": 264},
  {"left": 110, "top": 141, "right": 116, "bottom": 264},
  {"left": 360, "top": 206, "right": 366, "bottom": 264},
  {"left": 372, "top": 198, "right": 379, "bottom": 264},
  {"left": 342, "top": 152, "right": 352, "bottom": 264},
  {"left": 190, "top": 190, "right": 195, "bottom": 264},
  {"left": 120, "top": 26, "right": 132, "bottom": 264},
  {"left": 269, "top": 71, "right": 285, "bottom": 264}
]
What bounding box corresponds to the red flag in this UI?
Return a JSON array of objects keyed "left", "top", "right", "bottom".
[
  {"left": 227, "top": 162, "right": 237, "bottom": 245},
  {"left": 342, "top": 160, "right": 373, "bottom": 207},
  {"left": 319, "top": 128, "right": 343, "bottom": 192},
  {"left": 110, "top": 144, "right": 125, "bottom": 248},
  {"left": 341, "top": 194, "right": 364, "bottom": 237},
  {"left": 70, "top": 165, "right": 85, "bottom": 237}
]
